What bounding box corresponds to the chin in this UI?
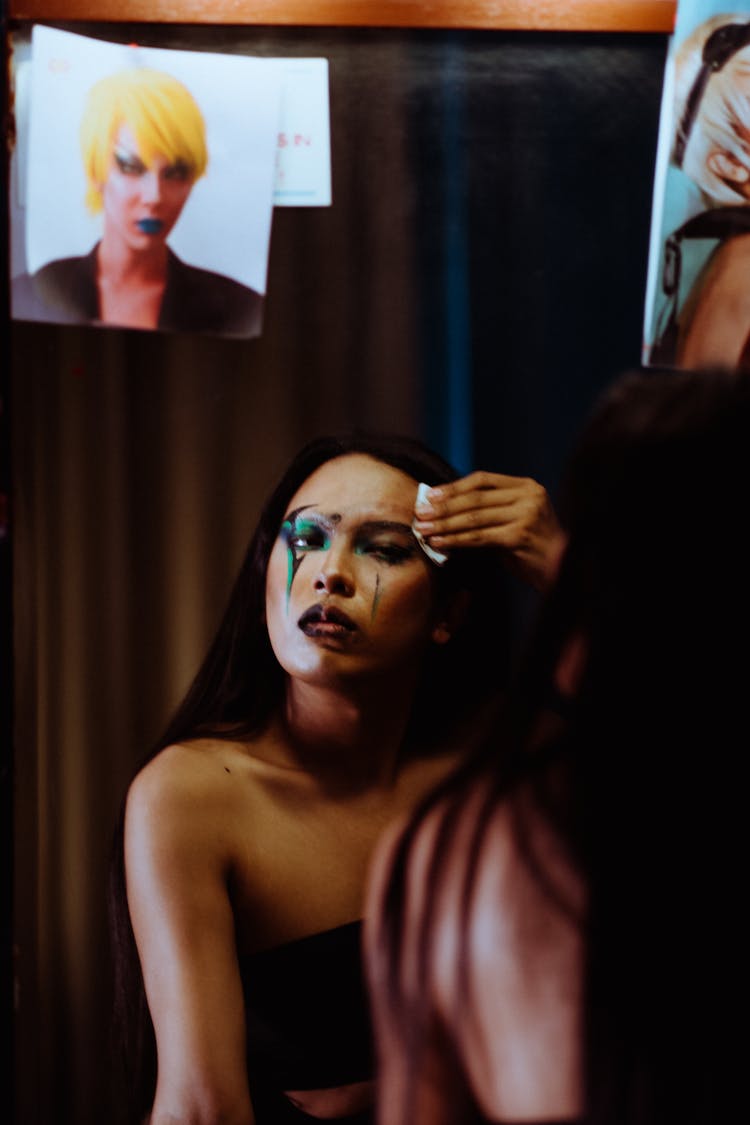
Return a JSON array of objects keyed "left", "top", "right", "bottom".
[{"left": 284, "top": 651, "right": 373, "bottom": 689}]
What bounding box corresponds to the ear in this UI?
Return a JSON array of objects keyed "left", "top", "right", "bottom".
[
  {"left": 707, "top": 150, "right": 750, "bottom": 185},
  {"left": 431, "top": 589, "right": 470, "bottom": 645}
]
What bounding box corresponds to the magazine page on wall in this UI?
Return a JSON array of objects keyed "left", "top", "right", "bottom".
[
  {"left": 10, "top": 25, "right": 282, "bottom": 339},
  {"left": 643, "top": 0, "right": 750, "bottom": 370}
]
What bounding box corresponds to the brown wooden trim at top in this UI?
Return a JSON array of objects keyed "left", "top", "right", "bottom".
[{"left": 7, "top": 1, "right": 677, "bottom": 33}]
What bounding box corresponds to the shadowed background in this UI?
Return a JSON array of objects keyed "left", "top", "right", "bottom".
[{"left": 7, "top": 21, "right": 667, "bottom": 1123}]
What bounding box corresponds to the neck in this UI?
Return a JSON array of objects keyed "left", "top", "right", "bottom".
[
  {"left": 97, "top": 232, "right": 169, "bottom": 283},
  {"left": 268, "top": 676, "right": 417, "bottom": 789}
]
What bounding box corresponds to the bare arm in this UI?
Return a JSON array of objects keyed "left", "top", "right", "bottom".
[
  {"left": 413, "top": 470, "right": 564, "bottom": 591},
  {"left": 124, "top": 747, "right": 254, "bottom": 1125}
]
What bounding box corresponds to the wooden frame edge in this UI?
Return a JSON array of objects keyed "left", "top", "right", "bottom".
[{"left": 7, "top": 2, "right": 677, "bottom": 34}]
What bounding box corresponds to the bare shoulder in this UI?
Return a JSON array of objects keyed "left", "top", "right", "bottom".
[
  {"left": 368, "top": 774, "right": 583, "bottom": 971},
  {"left": 677, "top": 234, "right": 750, "bottom": 367},
  {"left": 128, "top": 741, "right": 224, "bottom": 811},
  {"left": 125, "top": 740, "right": 247, "bottom": 860},
  {"left": 366, "top": 776, "right": 584, "bottom": 1121},
  {"left": 712, "top": 231, "right": 750, "bottom": 269},
  {"left": 365, "top": 776, "right": 479, "bottom": 954},
  {"left": 685, "top": 233, "right": 750, "bottom": 316}
]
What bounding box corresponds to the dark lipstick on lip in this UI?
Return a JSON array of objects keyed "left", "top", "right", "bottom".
[
  {"left": 137, "top": 218, "right": 164, "bottom": 234},
  {"left": 298, "top": 604, "right": 356, "bottom": 634}
]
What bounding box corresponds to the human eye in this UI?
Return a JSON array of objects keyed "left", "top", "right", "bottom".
[
  {"left": 360, "top": 539, "right": 416, "bottom": 565},
  {"left": 282, "top": 520, "right": 328, "bottom": 553},
  {"left": 163, "top": 160, "right": 192, "bottom": 182},
  {"left": 114, "top": 150, "right": 146, "bottom": 177},
  {"left": 291, "top": 531, "right": 325, "bottom": 552}
]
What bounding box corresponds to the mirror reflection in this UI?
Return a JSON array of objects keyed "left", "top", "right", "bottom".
[{"left": 8, "top": 19, "right": 667, "bottom": 1124}]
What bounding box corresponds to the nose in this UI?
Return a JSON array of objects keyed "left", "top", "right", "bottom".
[
  {"left": 140, "top": 170, "right": 162, "bottom": 204},
  {"left": 314, "top": 545, "right": 355, "bottom": 597}
]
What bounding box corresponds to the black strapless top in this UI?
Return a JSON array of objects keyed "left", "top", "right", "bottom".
[
  {"left": 239, "top": 919, "right": 374, "bottom": 1124},
  {"left": 238, "top": 919, "right": 580, "bottom": 1125}
]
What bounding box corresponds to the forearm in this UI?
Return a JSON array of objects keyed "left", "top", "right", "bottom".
[
  {"left": 149, "top": 1088, "right": 255, "bottom": 1125},
  {"left": 125, "top": 756, "right": 255, "bottom": 1125}
]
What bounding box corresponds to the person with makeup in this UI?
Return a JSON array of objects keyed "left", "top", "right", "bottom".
[
  {"left": 365, "top": 366, "right": 746, "bottom": 1125},
  {"left": 11, "top": 66, "right": 263, "bottom": 336},
  {"left": 108, "top": 431, "right": 562, "bottom": 1125},
  {"left": 651, "top": 14, "right": 750, "bottom": 368}
]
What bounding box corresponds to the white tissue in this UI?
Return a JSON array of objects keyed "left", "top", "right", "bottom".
[{"left": 413, "top": 482, "right": 449, "bottom": 566}]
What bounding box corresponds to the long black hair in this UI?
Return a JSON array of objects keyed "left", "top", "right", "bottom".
[
  {"left": 108, "top": 429, "right": 514, "bottom": 1124},
  {"left": 375, "top": 367, "right": 750, "bottom": 1125}
]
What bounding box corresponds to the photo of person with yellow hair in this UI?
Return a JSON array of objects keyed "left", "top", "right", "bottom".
[{"left": 11, "top": 28, "right": 278, "bottom": 338}]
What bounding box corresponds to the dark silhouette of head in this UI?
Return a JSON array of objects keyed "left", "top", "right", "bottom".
[{"left": 377, "top": 367, "right": 750, "bottom": 1125}]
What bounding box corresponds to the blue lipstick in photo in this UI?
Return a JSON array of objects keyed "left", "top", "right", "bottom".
[{"left": 136, "top": 218, "right": 164, "bottom": 234}]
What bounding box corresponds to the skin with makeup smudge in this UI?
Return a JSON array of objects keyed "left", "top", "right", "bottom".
[
  {"left": 100, "top": 123, "right": 195, "bottom": 257},
  {"left": 281, "top": 509, "right": 340, "bottom": 608},
  {"left": 266, "top": 455, "right": 444, "bottom": 687},
  {"left": 282, "top": 511, "right": 387, "bottom": 623}
]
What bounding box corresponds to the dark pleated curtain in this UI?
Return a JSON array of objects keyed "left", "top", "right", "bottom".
[{"left": 11, "top": 32, "right": 420, "bottom": 1124}]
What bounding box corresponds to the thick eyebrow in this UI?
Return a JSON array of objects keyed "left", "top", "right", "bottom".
[
  {"left": 281, "top": 511, "right": 413, "bottom": 537},
  {"left": 283, "top": 504, "right": 318, "bottom": 525},
  {"left": 281, "top": 506, "right": 341, "bottom": 530},
  {"left": 356, "top": 520, "right": 415, "bottom": 537}
]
